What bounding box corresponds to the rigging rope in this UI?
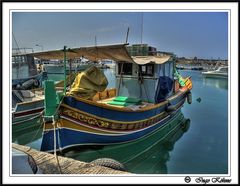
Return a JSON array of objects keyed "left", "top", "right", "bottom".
[
  {"left": 138, "top": 66, "right": 149, "bottom": 102},
  {"left": 12, "top": 32, "right": 21, "bottom": 54}
]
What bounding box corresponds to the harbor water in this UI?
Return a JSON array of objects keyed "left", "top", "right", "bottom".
[{"left": 12, "top": 68, "right": 228, "bottom": 174}]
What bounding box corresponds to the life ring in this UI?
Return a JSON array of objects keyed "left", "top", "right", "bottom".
[
  {"left": 90, "top": 158, "right": 126, "bottom": 171},
  {"left": 187, "top": 92, "right": 192, "bottom": 104}
]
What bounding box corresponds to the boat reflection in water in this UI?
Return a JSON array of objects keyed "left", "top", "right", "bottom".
[
  {"left": 12, "top": 116, "right": 43, "bottom": 147},
  {"left": 63, "top": 111, "right": 191, "bottom": 174},
  {"left": 203, "top": 77, "right": 228, "bottom": 90}
]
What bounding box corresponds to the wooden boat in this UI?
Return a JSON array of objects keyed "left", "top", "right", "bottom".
[
  {"left": 202, "top": 66, "right": 228, "bottom": 79},
  {"left": 12, "top": 89, "right": 44, "bottom": 131},
  {"left": 28, "top": 44, "right": 192, "bottom": 152}
]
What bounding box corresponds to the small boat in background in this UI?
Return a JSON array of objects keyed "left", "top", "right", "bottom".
[
  {"left": 12, "top": 54, "right": 48, "bottom": 90},
  {"left": 43, "top": 63, "right": 92, "bottom": 74},
  {"left": 12, "top": 89, "right": 44, "bottom": 132},
  {"left": 202, "top": 66, "right": 228, "bottom": 79},
  {"left": 99, "top": 60, "right": 116, "bottom": 69}
]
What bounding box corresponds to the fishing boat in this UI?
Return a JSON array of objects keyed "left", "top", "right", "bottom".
[
  {"left": 202, "top": 66, "right": 228, "bottom": 79},
  {"left": 12, "top": 54, "right": 48, "bottom": 90},
  {"left": 28, "top": 44, "right": 192, "bottom": 152}
]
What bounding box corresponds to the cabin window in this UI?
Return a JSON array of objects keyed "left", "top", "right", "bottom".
[
  {"left": 118, "top": 63, "right": 132, "bottom": 75},
  {"left": 161, "top": 62, "right": 173, "bottom": 78},
  {"left": 139, "top": 64, "right": 154, "bottom": 76}
]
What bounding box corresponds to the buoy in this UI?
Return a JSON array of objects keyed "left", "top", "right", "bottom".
[
  {"left": 187, "top": 92, "right": 192, "bottom": 104},
  {"left": 196, "top": 97, "right": 201, "bottom": 103}
]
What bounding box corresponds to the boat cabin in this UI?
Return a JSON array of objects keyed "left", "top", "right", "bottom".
[{"left": 115, "top": 54, "right": 176, "bottom": 103}]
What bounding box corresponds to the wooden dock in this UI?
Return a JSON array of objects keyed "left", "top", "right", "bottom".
[{"left": 12, "top": 143, "right": 131, "bottom": 174}]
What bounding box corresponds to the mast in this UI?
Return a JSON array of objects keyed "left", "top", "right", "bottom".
[
  {"left": 12, "top": 32, "right": 21, "bottom": 78},
  {"left": 125, "top": 27, "right": 130, "bottom": 44}
]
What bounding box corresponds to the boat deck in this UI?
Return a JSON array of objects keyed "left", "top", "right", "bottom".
[{"left": 96, "top": 97, "right": 153, "bottom": 110}]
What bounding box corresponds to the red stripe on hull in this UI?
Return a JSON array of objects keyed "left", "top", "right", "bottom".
[{"left": 14, "top": 108, "right": 44, "bottom": 117}]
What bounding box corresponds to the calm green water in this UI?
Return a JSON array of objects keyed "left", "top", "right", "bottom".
[{"left": 12, "top": 68, "right": 228, "bottom": 174}]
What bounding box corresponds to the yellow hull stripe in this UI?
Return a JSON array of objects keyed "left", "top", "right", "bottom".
[
  {"left": 61, "top": 103, "right": 167, "bottom": 124},
  {"left": 44, "top": 119, "right": 116, "bottom": 134}
]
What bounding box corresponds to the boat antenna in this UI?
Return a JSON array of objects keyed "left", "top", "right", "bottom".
[
  {"left": 125, "top": 27, "right": 130, "bottom": 44},
  {"left": 12, "top": 32, "right": 21, "bottom": 54},
  {"left": 95, "top": 35, "right": 97, "bottom": 46},
  {"left": 141, "top": 12, "right": 143, "bottom": 44},
  {"left": 12, "top": 32, "right": 22, "bottom": 78},
  {"left": 95, "top": 35, "right": 98, "bottom": 62}
]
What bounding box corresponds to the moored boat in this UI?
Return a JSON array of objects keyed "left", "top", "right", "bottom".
[
  {"left": 28, "top": 44, "right": 193, "bottom": 152},
  {"left": 43, "top": 62, "right": 92, "bottom": 74},
  {"left": 12, "top": 89, "right": 45, "bottom": 132},
  {"left": 202, "top": 66, "right": 228, "bottom": 79},
  {"left": 12, "top": 54, "right": 48, "bottom": 90},
  {"left": 12, "top": 74, "right": 76, "bottom": 129}
]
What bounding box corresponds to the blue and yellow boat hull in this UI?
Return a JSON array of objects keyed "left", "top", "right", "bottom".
[{"left": 41, "top": 88, "right": 190, "bottom": 152}]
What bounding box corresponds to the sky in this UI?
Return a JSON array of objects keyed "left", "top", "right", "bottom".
[{"left": 12, "top": 12, "right": 228, "bottom": 59}]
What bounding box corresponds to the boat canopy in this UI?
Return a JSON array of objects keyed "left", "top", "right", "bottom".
[
  {"left": 131, "top": 55, "right": 171, "bottom": 65},
  {"left": 28, "top": 44, "right": 135, "bottom": 63},
  {"left": 13, "top": 44, "right": 172, "bottom": 65}
]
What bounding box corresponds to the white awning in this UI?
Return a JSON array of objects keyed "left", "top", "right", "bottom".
[{"left": 132, "top": 55, "right": 171, "bottom": 65}]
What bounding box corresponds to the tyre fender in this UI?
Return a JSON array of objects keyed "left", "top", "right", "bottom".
[
  {"left": 187, "top": 92, "right": 192, "bottom": 104},
  {"left": 90, "top": 158, "right": 126, "bottom": 171}
]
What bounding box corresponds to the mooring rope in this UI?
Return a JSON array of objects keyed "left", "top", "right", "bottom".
[
  {"left": 52, "top": 115, "right": 62, "bottom": 174},
  {"left": 43, "top": 91, "right": 66, "bottom": 174}
]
